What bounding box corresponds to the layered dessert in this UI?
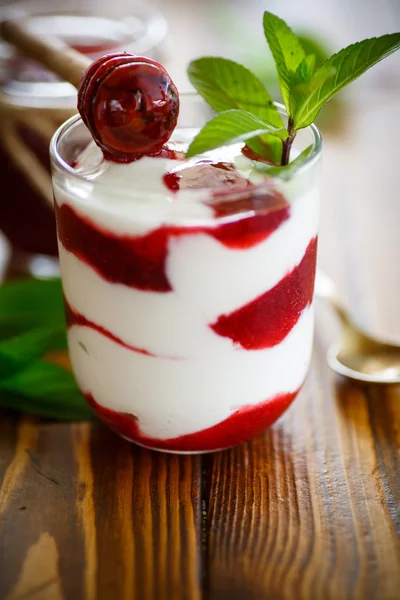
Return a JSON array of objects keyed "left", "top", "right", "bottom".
[
  {"left": 45, "top": 45, "right": 320, "bottom": 453},
  {"left": 53, "top": 126, "right": 318, "bottom": 452}
]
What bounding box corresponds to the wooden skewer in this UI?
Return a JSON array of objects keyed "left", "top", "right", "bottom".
[
  {"left": 0, "top": 19, "right": 91, "bottom": 210},
  {"left": 0, "top": 19, "right": 91, "bottom": 89},
  {"left": 0, "top": 120, "right": 54, "bottom": 207}
]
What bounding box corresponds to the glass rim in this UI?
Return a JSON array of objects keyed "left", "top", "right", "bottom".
[{"left": 50, "top": 94, "right": 322, "bottom": 195}]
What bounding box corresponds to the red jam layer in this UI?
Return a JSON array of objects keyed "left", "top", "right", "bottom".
[
  {"left": 211, "top": 237, "right": 317, "bottom": 349},
  {"left": 55, "top": 187, "right": 289, "bottom": 292},
  {"left": 86, "top": 390, "right": 299, "bottom": 452}
]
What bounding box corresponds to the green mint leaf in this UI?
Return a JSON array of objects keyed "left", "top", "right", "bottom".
[
  {"left": 0, "top": 326, "right": 67, "bottom": 380},
  {"left": 289, "top": 65, "right": 336, "bottom": 126},
  {"left": 0, "top": 361, "right": 92, "bottom": 421},
  {"left": 254, "top": 145, "right": 313, "bottom": 180},
  {"left": 0, "top": 389, "right": 91, "bottom": 421},
  {"left": 0, "top": 278, "right": 64, "bottom": 339},
  {"left": 0, "top": 327, "right": 67, "bottom": 362},
  {"left": 291, "top": 33, "right": 400, "bottom": 129},
  {"left": 263, "top": 11, "right": 305, "bottom": 110},
  {"left": 186, "top": 110, "right": 286, "bottom": 158},
  {"left": 188, "top": 57, "right": 284, "bottom": 128},
  {"left": 295, "top": 54, "right": 316, "bottom": 82}
]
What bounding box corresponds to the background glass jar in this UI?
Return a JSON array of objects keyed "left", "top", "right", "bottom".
[
  {"left": 0, "top": 0, "right": 167, "bottom": 276},
  {"left": 51, "top": 94, "right": 322, "bottom": 453}
]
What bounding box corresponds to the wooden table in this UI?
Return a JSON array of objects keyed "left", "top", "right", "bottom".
[{"left": 1, "top": 0, "right": 400, "bottom": 595}]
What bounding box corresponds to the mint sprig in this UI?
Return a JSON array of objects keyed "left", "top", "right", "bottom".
[
  {"left": 1, "top": 362, "right": 93, "bottom": 421},
  {"left": 290, "top": 34, "right": 400, "bottom": 129},
  {"left": 0, "top": 326, "right": 66, "bottom": 379},
  {"left": 0, "top": 277, "right": 65, "bottom": 337},
  {"left": 187, "top": 57, "right": 285, "bottom": 162},
  {"left": 187, "top": 11, "right": 400, "bottom": 169}
]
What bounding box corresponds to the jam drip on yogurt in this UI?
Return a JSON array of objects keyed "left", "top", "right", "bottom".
[
  {"left": 163, "top": 160, "right": 251, "bottom": 192},
  {"left": 55, "top": 184, "right": 290, "bottom": 292},
  {"left": 65, "top": 301, "right": 154, "bottom": 356},
  {"left": 86, "top": 389, "right": 299, "bottom": 452}
]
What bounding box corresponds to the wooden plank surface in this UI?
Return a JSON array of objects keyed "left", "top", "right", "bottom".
[{"left": 0, "top": 418, "right": 202, "bottom": 600}]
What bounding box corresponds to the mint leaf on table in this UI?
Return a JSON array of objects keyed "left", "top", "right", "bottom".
[
  {"left": 188, "top": 57, "right": 284, "bottom": 127},
  {"left": 0, "top": 277, "right": 89, "bottom": 421},
  {"left": 0, "top": 277, "right": 65, "bottom": 339},
  {"left": 0, "top": 326, "right": 67, "bottom": 379},
  {"left": 291, "top": 34, "right": 400, "bottom": 129},
  {"left": 0, "top": 326, "right": 67, "bottom": 360},
  {"left": 262, "top": 11, "right": 306, "bottom": 110},
  {"left": 0, "top": 361, "right": 92, "bottom": 421},
  {"left": 186, "top": 109, "right": 286, "bottom": 158}
]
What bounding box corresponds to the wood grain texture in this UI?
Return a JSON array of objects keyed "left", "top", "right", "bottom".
[{"left": 0, "top": 417, "right": 202, "bottom": 600}]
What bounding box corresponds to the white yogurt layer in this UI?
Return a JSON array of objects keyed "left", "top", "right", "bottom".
[
  {"left": 68, "top": 306, "right": 314, "bottom": 439},
  {"left": 55, "top": 130, "right": 319, "bottom": 441}
]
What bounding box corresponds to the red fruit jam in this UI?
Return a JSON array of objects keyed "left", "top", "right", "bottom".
[
  {"left": 55, "top": 186, "right": 290, "bottom": 292},
  {"left": 86, "top": 390, "right": 299, "bottom": 452}
]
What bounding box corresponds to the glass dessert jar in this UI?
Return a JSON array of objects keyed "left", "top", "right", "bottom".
[
  {"left": 0, "top": 0, "right": 167, "bottom": 275},
  {"left": 50, "top": 94, "right": 322, "bottom": 453}
]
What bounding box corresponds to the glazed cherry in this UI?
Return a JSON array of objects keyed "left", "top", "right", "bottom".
[{"left": 77, "top": 53, "right": 179, "bottom": 163}]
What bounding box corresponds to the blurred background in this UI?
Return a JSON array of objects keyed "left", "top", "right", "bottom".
[{"left": 0, "top": 0, "right": 400, "bottom": 336}]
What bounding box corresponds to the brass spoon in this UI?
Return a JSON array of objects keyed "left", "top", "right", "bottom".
[{"left": 315, "top": 270, "right": 400, "bottom": 383}]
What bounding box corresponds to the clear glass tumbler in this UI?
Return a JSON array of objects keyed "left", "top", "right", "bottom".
[{"left": 50, "top": 94, "right": 322, "bottom": 453}]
